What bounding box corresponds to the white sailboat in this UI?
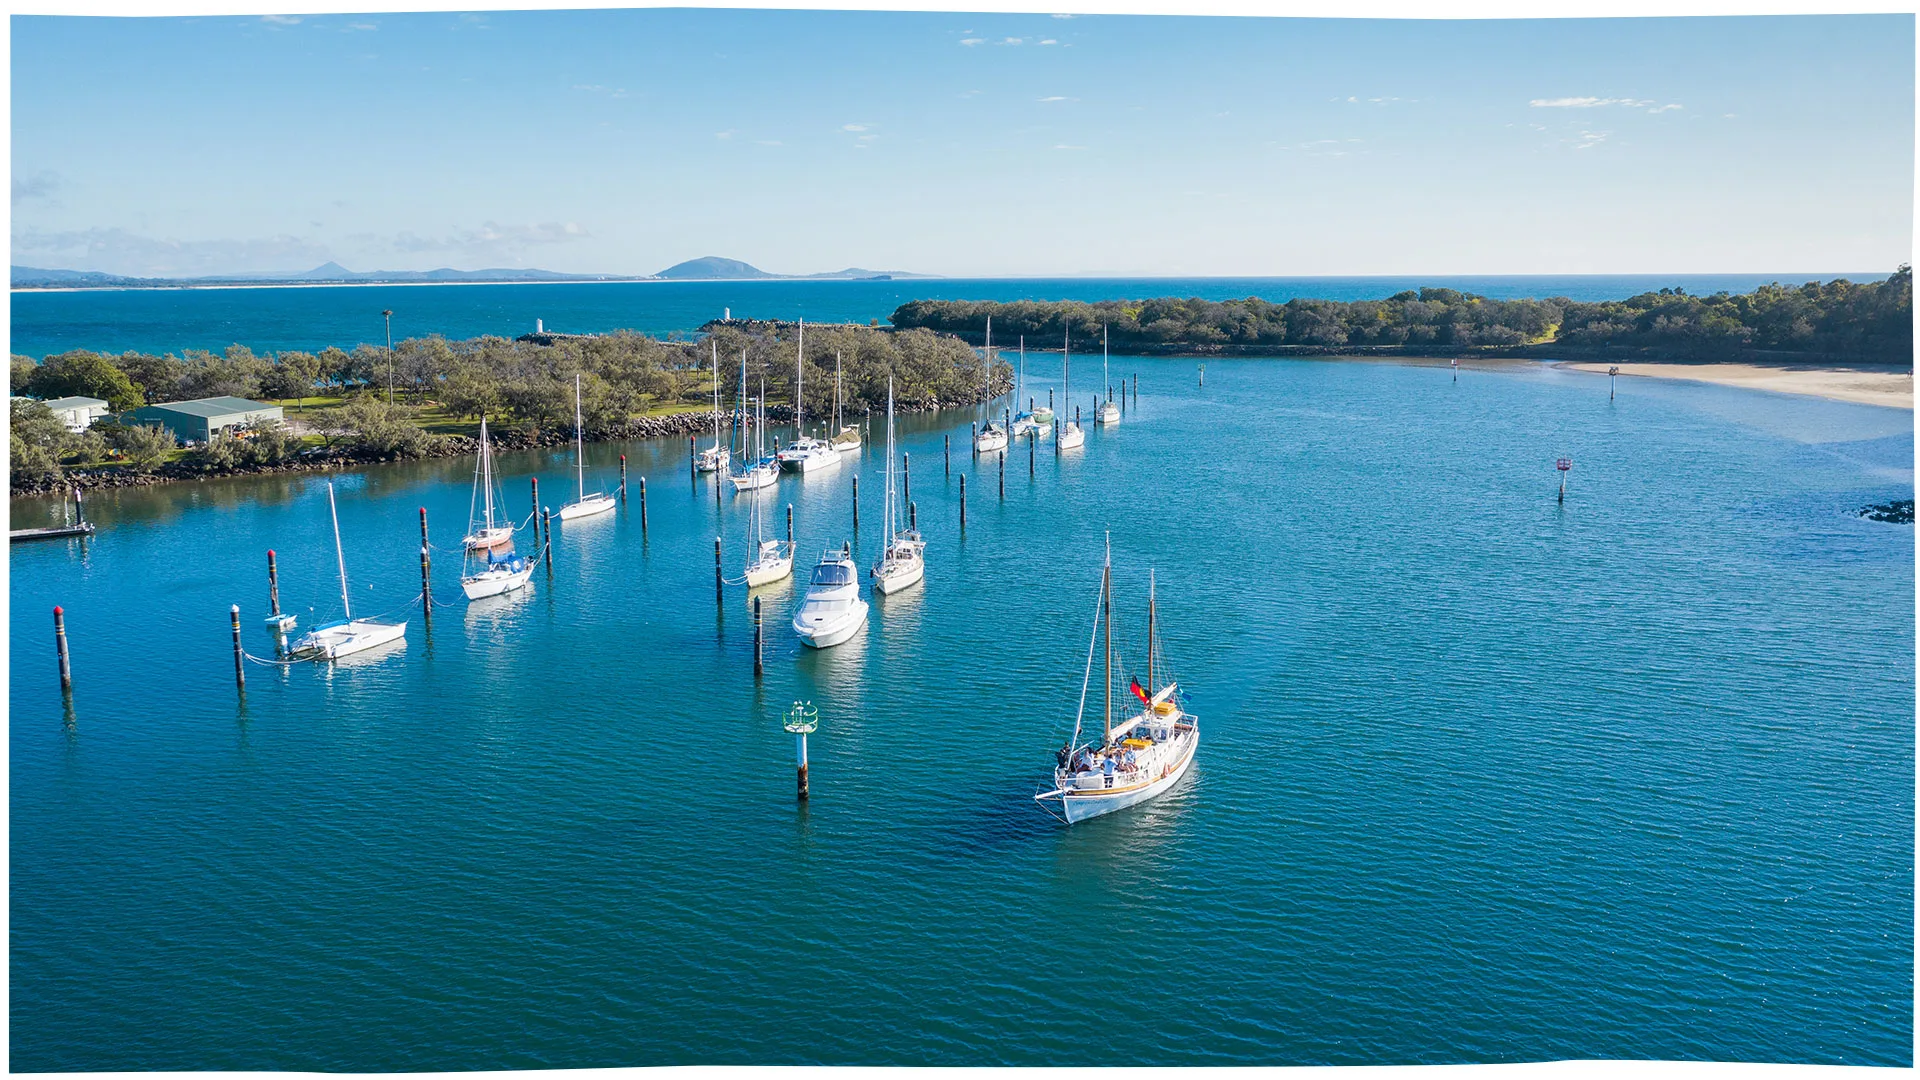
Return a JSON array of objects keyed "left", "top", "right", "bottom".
[
  {"left": 695, "top": 340, "right": 732, "bottom": 474},
  {"left": 973, "top": 315, "right": 1010, "bottom": 453},
  {"left": 1096, "top": 324, "right": 1121, "bottom": 426},
  {"left": 743, "top": 391, "right": 795, "bottom": 587},
  {"left": 461, "top": 415, "right": 515, "bottom": 550},
  {"left": 871, "top": 377, "right": 926, "bottom": 595},
  {"left": 288, "top": 481, "right": 409, "bottom": 660},
  {"left": 461, "top": 542, "right": 534, "bottom": 600},
  {"left": 1010, "top": 336, "right": 1049, "bottom": 440},
  {"left": 793, "top": 543, "right": 868, "bottom": 648},
  {"left": 777, "top": 319, "right": 842, "bottom": 473},
  {"left": 829, "top": 350, "right": 862, "bottom": 453},
  {"left": 731, "top": 373, "right": 782, "bottom": 493},
  {"left": 1035, "top": 541, "right": 1198, "bottom": 824},
  {"left": 557, "top": 373, "right": 616, "bottom": 520},
  {"left": 1057, "top": 326, "right": 1086, "bottom": 449}
]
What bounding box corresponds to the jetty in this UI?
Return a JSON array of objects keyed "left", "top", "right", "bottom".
[{"left": 11, "top": 523, "right": 97, "bottom": 542}]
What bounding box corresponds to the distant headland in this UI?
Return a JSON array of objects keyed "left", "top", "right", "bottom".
[{"left": 9, "top": 256, "right": 938, "bottom": 291}]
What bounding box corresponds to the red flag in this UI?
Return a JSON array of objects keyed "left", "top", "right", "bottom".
[{"left": 1130, "top": 678, "right": 1151, "bottom": 706}]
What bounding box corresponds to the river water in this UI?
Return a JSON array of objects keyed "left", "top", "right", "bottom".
[{"left": 8, "top": 356, "right": 1913, "bottom": 1068}]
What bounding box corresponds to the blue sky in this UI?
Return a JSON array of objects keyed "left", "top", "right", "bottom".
[{"left": 10, "top": 10, "right": 1913, "bottom": 277}]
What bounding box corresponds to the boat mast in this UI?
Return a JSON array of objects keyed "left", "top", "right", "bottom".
[
  {"left": 1063, "top": 325, "right": 1070, "bottom": 416},
  {"left": 795, "top": 318, "right": 805, "bottom": 441},
  {"left": 883, "top": 376, "right": 896, "bottom": 543},
  {"left": 1018, "top": 336, "right": 1025, "bottom": 411},
  {"left": 984, "top": 315, "right": 993, "bottom": 419},
  {"left": 1103, "top": 323, "right": 1109, "bottom": 402},
  {"left": 835, "top": 351, "right": 843, "bottom": 432},
  {"left": 1103, "top": 535, "right": 1112, "bottom": 744},
  {"left": 1148, "top": 568, "right": 1156, "bottom": 696},
  {"left": 711, "top": 340, "right": 722, "bottom": 452},
  {"left": 480, "top": 415, "right": 495, "bottom": 530},
  {"left": 328, "top": 480, "right": 351, "bottom": 622},
  {"left": 574, "top": 372, "right": 586, "bottom": 502}
]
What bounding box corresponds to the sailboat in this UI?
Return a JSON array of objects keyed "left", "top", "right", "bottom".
[
  {"left": 730, "top": 373, "right": 782, "bottom": 493},
  {"left": 793, "top": 542, "right": 868, "bottom": 648},
  {"left": 695, "top": 341, "right": 732, "bottom": 473},
  {"left": 557, "top": 373, "right": 616, "bottom": 520},
  {"left": 777, "top": 319, "right": 842, "bottom": 473},
  {"left": 461, "top": 415, "right": 515, "bottom": 550},
  {"left": 1011, "top": 336, "right": 1050, "bottom": 441},
  {"left": 870, "top": 377, "right": 925, "bottom": 595},
  {"left": 1057, "top": 326, "right": 1086, "bottom": 449},
  {"left": 1096, "top": 324, "right": 1121, "bottom": 426},
  {"left": 461, "top": 539, "right": 534, "bottom": 600},
  {"left": 742, "top": 391, "right": 795, "bottom": 587},
  {"left": 288, "top": 480, "right": 409, "bottom": 660},
  {"left": 829, "top": 350, "right": 862, "bottom": 453},
  {"left": 1034, "top": 540, "right": 1198, "bottom": 824},
  {"left": 973, "top": 315, "right": 1010, "bottom": 453}
]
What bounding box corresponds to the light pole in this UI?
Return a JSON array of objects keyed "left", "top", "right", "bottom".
[{"left": 382, "top": 309, "right": 394, "bottom": 403}]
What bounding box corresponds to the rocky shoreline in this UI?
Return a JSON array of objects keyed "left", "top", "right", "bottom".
[{"left": 9, "top": 389, "right": 1005, "bottom": 498}]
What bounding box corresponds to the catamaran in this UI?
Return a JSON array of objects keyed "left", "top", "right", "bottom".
[
  {"left": 288, "top": 480, "right": 409, "bottom": 660},
  {"left": 778, "top": 319, "right": 842, "bottom": 473},
  {"left": 1096, "top": 324, "right": 1121, "bottom": 426},
  {"left": 1034, "top": 541, "right": 1198, "bottom": 824},
  {"left": 829, "top": 350, "right": 862, "bottom": 453},
  {"left": 870, "top": 377, "right": 925, "bottom": 595},
  {"left": 731, "top": 375, "right": 782, "bottom": 492},
  {"left": 973, "top": 315, "right": 1010, "bottom": 453},
  {"left": 742, "top": 392, "right": 795, "bottom": 587},
  {"left": 793, "top": 544, "right": 868, "bottom": 648},
  {"left": 557, "top": 373, "right": 616, "bottom": 520},
  {"left": 696, "top": 341, "right": 732, "bottom": 474},
  {"left": 1010, "top": 336, "right": 1049, "bottom": 440},
  {"left": 462, "top": 415, "right": 515, "bottom": 550},
  {"left": 1057, "top": 327, "right": 1086, "bottom": 449}
]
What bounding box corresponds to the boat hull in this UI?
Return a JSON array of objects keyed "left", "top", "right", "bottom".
[
  {"left": 1060, "top": 727, "right": 1199, "bottom": 824},
  {"left": 1096, "top": 405, "right": 1121, "bottom": 426},
  {"left": 746, "top": 558, "right": 794, "bottom": 588},
  {"left": 695, "top": 447, "right": 731, "bottom": 473},
  {"left": 1058, "top": 425, "right": 1086, "bottom": 449},
  {"left": 730, "top": 466, "right": 779, "bottom": 492},
  {"left": 779, "top": 449, "right": 841, "bottom": 473},
  {"left": 557, "top": 494, "right": 617, "bottom": 520},
  {"left": 290, "top": 618, "right": 408, "bottom": 660},
  {"left": 461, "top": 562, "right": 535, "bottom": 599},
  {"left": 794, "top": 601, "right": 868, "bottom": 648},
  {"left": 872, "top": 557, "right": 924, "bottom": 594},
  {"left": 462, "top": 526, "right": 514, "bottom": 550},
  {"left": 974, "top": 432, "right": 1009, "bottom": 453}
]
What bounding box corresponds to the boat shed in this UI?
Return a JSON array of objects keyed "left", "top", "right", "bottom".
[
  {"left": 122, "top": 396, "right": 284, "bottom": 443},
  {"left": 29, "top": 396, "right": 111, "bottom": 432}
]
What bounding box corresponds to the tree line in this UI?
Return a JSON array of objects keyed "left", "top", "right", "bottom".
[
  {"left": 888, "top": 267, "right": 1913, "bottom": 361},
  {"left": 11, "top": 323, "right": 1004, "bottom": 488}
]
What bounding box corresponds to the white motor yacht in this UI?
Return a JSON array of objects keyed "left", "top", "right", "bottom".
[{"left": 792, "top": 546, "right": 868, "bottom": 648}]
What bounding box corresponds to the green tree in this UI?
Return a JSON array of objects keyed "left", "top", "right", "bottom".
[
  {"left": 262, "top": 351, "right": 323, "bottom": 405},
  {"left": 108, "top": 423, "right": 176, "bottom": 473},
  {"left": 26, "top": 350, "right": 143, "bottom": 411},
  {"left": 10, "top": 400, "right": 67, "bottom": 485},
  {"left": 12, "top": 355, "right": 37, "bottom": 394}
]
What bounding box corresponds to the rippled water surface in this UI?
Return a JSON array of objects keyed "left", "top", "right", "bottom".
[{"left": 10, "top": 358, "right": 1913, "bottom": 1068}]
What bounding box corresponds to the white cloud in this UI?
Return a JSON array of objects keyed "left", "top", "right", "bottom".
[
  {"left": 10, "top": 226, "right": 334, "bottom": 277},
  {"left": 260, "top": 13, "right": 301, "bottom": 24},
  {"left": 1528, "top": 96, "right": 1651, "bottom": 108},
  {"left": 715, "top": 130, "right": 736, "bottom": 140},
  {"left": 1001, "top": 37, "right": 1023, "bottom": 45},
  {"left": 1572, "top": 130, "right": 1609, "bottom": 149},
  {"left": 843, "top": 123, "right": 870, "bottom": 132},
  {"left": 13, "top": 171, "right": 61, "bottom": 205},
  {"left": 1647, "top": 103, "right": 1683, "bottom": 113},
  {"left": 1037, "top": 95, "right": 1074, "bottom": 102},
  {"left": 1053, "top": 144, "right": 1088, "bottom": 150},
  {"left": 393, "top": 221, "right": 587, "bottom": 255},
  {"left": 1039, "top": 39, "right": 1058, "bottom": 45},
  {"left": 959, "top": 37, "right": 984, "bottom": 46},
  {"left": 344, "top": 22, "right": 377, "bottom": 31},
  {"left": 1051, "top": 12, "right": 1075, "bottom": 17}
]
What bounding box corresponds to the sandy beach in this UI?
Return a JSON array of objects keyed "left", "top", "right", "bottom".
[{"left": 1563, "top": 361, "right": 1913, "bottom": 410}]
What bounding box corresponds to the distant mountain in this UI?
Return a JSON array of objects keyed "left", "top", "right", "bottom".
[
  {"left": 656, "top": 256, "right": 774, "bottom": 280},
  {"left": 14, "top": 258, "right": 937, "bottom": 290},
  {"left": 13, "top": 262, "right": 644, "bottom": 289},
  {"left": 656, "top": 256, "right": 935, "bottom": 281}
]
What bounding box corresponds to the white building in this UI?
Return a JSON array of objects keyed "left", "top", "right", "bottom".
[{"left": 37, "top": 396, "right": 111, "bottom": 432}]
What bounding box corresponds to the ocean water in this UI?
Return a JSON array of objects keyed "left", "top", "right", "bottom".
[
  {"left": 6, "top": 273, "right": 1879, "bottom": 359},
  {"left": 8, "top": 357, "right": 1913, "bottom": 1069}
]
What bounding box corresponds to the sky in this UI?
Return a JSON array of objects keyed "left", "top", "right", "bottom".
[{"left": 9, "top": 9, "right": 1914, "bottom": 278}]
